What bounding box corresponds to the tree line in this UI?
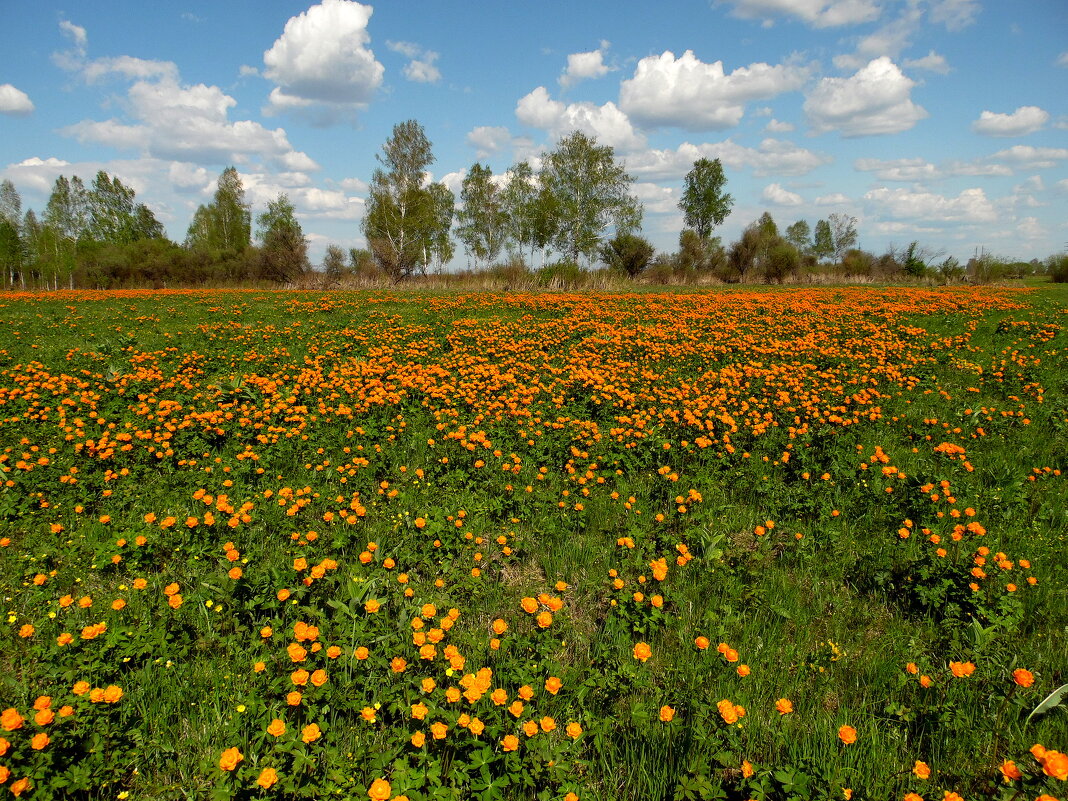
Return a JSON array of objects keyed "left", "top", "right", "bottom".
[{"left": 1, "top": 120, "right": 1063, "bottom": 289}]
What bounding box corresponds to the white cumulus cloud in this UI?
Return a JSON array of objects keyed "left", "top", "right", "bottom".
[
  {"left": 719, "top": 0, "right": 882, "bottom": 28},
  {"left": 559, "top": 41, "right": 613, "bottom": 89},
  {"left": 263, "top": 0, "right": 384, "bottom": 117},
  {"left": 0, "top": 84, "right": 34, "bottom": 116},
  {"left": 516, "top": 86, "right": 645, "bottom": 151},
  {"left": 388, "top": 40, "right": 441, "bottom": 83},
  {"left": 619, "top": 50, "right": 809, "bottom": 131},
  {"left": 972, "top": 106, "right": 1049, "bottom": 137},
  {"left": 626, "top": 138, "right": 831, "bottom": 180},
  {"left": 466, "top": 126, "right": 514, "bottom": 160},
  {"left": 903, "top": 51, "right": 950, "bottom": 74},
  {"left": 804, "top": 57, "right": 927, "bottom": 136},
  {"left": 863, "top": 186, "right": 997, "bottom": 223},
  {"left": 988, "top": 145, "right": 1068, "bottom": 169},
  {"left": 762, "top": 182, "right": 804, "bottom": 205}
]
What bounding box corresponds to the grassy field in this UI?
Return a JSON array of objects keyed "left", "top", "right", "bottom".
[{"left": 0, "top": 285, "right": 1065, "bottom": 801}]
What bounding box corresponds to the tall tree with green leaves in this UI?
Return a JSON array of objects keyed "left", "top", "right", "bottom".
[
  {"left": 186, "top": 167, "right": 251, "bottom": 254},
  {"left": 257, "top": 193, "right": 308, "bottom": 283},
  {"left": 422, "top": 182, "right": 455, "bottom": 273},
  {"left": 0, "top": 180, "right": 22, "bottom": 290},
  {"left": 829, "top": 212, "right": 858, "bottom": 264},
  {"left": 87, "top": 171, "right": 138, "bottom": 244},
  {"left": 501, "top": 161, "right": 559, "bottom": 266},
  {"left": 785, "top": 219, "right": 811, "bottom": 254},
  {"left": 813, "top": 219, "right": 834, "bottom": 263},
  {"left": 363, "top": 120, "right": 450, "bottom": 281},
  {"left": 541, "top": 131, "right": 641, "bottom": 265},
  {"left": 456, "top": 163, "right": 506, "bottom": 267},
  {"left": 679, "top": 157, "right": 733, "bottom": 240}
]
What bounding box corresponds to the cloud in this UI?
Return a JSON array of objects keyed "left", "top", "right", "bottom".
[
  {"left": 804, "top": 57, "right": 927, "bottom": 136},
  {"left": 1, "top": 157, "right": 71, "bottom": 193},
  {"left": 0, "top": 84, "right": 34, "bottom": 116},
  {"left": 626, "top": 138, "right": 831, "bottom": 180},
  {"left": 466, "top": 126, "right": 514, "bottom": 160},
  {"left": 972, "top": 106, "right": 1049, "bottom": 137},
  {"left": 632, "top": 182, "right": 678, "bottom": 214},
  {"left": 833, "top": 4, "right": 923, "bottom": 70},
  {"left": 903, "top": 50, "right": 950, "bottom": 74},
  {"left": 52, "top": 19, "right": 88, "bottom": 71},
  {"left": 815, "top": 192, "right": 851, "bottom": 205},
  {"left": 1015, "top": 217, "right": 1045, "bottom": 239},
  {"left": 718, "top": 0, "right": 882, "bottom": 28},
  {"left": 559, "top": 41, "right": 613, "bottom": 89},
  {"left": 765, "top": 118, "right": 795, "bottom": 132},
  {"left": 863, "top": 186, "right": 997, "bottom": 223},
  {"left": 61, "top": 71, "right": 319, "bottom": 171},
  {"left": 263, "top": 0, "right": 384, "bottom": 117},
  {"left": 82, "top": 56, "right": 179, "bottom": 83},
  {"left": 988, "top": 145, "right": 1068, "bottom": 169},
  {"left": 762, "top": 182, "right": 804, "bottom": 205},
  {"left": 387, "top": 40, "right": 441, "bottom": 83},
  {"left": 927, "top": 0, "right": 980, "bottom": 31},
  {"left": 239, "top": 65, "right": 261, "bottom": 78},
  {"left": 619, "top": 50, "right": 809, "bottom": 131},
  {"left": 516, "top": 86, "right": 645, "bottom": 151},
  {"left": 1058, "top": 52, "right": 1068, "bottom": 68},
  {"left": 854, "top": 155, "right": 1013, "bottom": 180}
]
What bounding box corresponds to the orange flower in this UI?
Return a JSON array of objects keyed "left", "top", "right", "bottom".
[
  {"left": 695, "top": 636, "right": 710, "bottom": 650},
  {"left": 658, "top": 706, "right": 675, "bottom": 722},
  {"left": 1039, "top": 749, "right": 1068, "bottom": 780},
  {"left": 18, "top": 624, "right": 33, "bottom": 638},
  {"left": 267, "top": 718, "right": 286, "bottom": 737},
  {"left": 544, "top": 676, "right": 562, "bottom": 695},
  {"left": 633, "top": 642, "right": 652, "bottom": 662},
  {"left": 168, "top": 593, "right": 183, "bottom": 609},
  {"left": 411, "top": 731, "right": 426, "bottom": 747},
  {"left": 34, "top": 708, "right": 54, "bottom": 726},
  {"left": 102, "top": 685, "right": 123, "bottom": 703},
  {"left": 291, "top": 669, "right": 309, "bottom": 686},
  {"left": 566, "top": 721, "right": 583, "bottom": 739},
  {"left": 30, "top": 732, "right": 49, "bottom": 750},
  {"left": 430, "top": 721, "right": 448, "bottom": 740},
  {"left": 502, "top": 734, "right": 519, "bottom": 752},
  {"left": 1012, "top": 668, "right": 1034, "bottom": 687},
  {"left": 999, "top": 759, "right": 1022, "bottom": 781},
  {"left": 286, "top": 691, "right": 302, "bottom": 706},
  {"left": 310, "top": 669, "right": 328, "bottom": 687},
  {"left": 364, "top": 599, "right": 380, "bottom": 613},
  {"left": 72, "top": 681, "right": 90, "bottom": 696},
  {"left": 520, "top": 597, "right": 539, "bottom": 614},
  {"left": 367, "top": 778, "right": 392, "bottom": 800},
  {"left": 948, "top": 661, "right": 975, "bottom": 678},
  {"left": 301, "top": 723, "right": 321, "bottom": 743},
  {"left": 913, "top": 760, "right": 931, "bottom": 779},
  {"left": 775, "top": 698, "right": 793, "bottom": 715},
  {"left": 1, "top": 708, "right": 24, "bottom": 731},
  {"left": 741, "top": 760, "right": 754, "bottom": 778},
  {"left": 256, "top": 768, "right": 278, "bottom": 789},
  {"left": 737, "top": 664, "right": 751, "bottom": 677},
  {"left": 218, "top": 746, "right": 243, "bottom": 771},
  {"left": 354, "top": 646, "right": 369, "bottom": 660},
  {"left": 838, "top": 725, "right": 857, "bottom": 745},
  {"left": 391, "top": 657, "right": 407, "bottom": 673},
  {"left": 9, "top": 778, "right": 30, "bottom": 797}
]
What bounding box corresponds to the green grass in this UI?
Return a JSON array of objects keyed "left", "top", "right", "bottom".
[{"left": 0, "top": 284, "right": 1065, "bottom": 801}]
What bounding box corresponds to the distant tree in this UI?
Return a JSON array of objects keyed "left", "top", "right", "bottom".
[
  {"left": 678, "top": 157, "right": 733, "bottom": 240},
  {"left": 541, "top": 131, "right": 641, "bottom": 265},
  {"left": 728, "top": 224, "right": 762, "bottom": 281},
  {"left": 828, "top": 213, "right": 858, "bottom": 264},
  {"left": 323, "top": 244, "right": 348, "bottom": 284},
  {"left": 812, "top": 219, "right": 834, "bottom": 263},
  {"left": 456, "top": 163, "right": 506, "bottom": 267},
  {"left": 785, "top": 219, "right": 811, "bottom": 254},
  {"left": 600, "top": 231, "right": 655, "bottom": 278},
  {"left": 501, "top": 161, "right": 559, "bottom": 267},
  {"left": 186, "top": 167, "right": 251, "bottom": 254},
  {"left": 422, "top": 182, "right": 455, "bottom": 273},
  {"left": 764, "top": 241, "right": 801, "bottom": 284},
  {"left": 676, "top": 229, "right": 709, "bottom": 272},
  {"left": 257, "top": 193, "right": 308, "bottom": 283},
  {"left": 132, "top": 203, "right": 166, "bottom": 241},
  {"left": 0, "top": 181, "right": 22, "bottom": 290},
  {"left": 363, "top": 120, "right": 451, "bottom": 281},
  {"left": 86, "top": 171, "right": 139, "bottom": 244}
]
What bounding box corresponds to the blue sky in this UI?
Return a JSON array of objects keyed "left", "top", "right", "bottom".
[{"left": 1, "top": 0, "right": 1066, "bottom": 267}]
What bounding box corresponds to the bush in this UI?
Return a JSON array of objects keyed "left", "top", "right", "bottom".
[
  {"left": 536, "top": 260, "right": 584, "bottom": 289},
  {"left": 1046, "top": 253, "right": 1068, "bottom": 283}
]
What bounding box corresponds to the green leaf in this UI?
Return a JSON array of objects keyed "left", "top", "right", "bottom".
[{"left": 1025, "top": 682, "right": 1068, "bottom": 725}]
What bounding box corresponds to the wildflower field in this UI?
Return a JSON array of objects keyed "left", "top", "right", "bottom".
[{"left": 0, "top": 285, "right": 1065, "bottom": 801}]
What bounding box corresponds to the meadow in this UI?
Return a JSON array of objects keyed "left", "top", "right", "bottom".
[{"left": 0, "top": 284, "right": 1065, "bottom": 801}]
